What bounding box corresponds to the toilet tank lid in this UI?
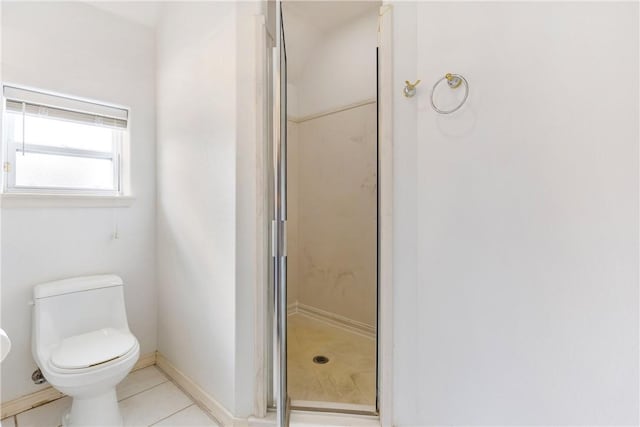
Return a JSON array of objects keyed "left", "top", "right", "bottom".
[{"left": 34, "top": 275, "right": 123, "bottom": 299}]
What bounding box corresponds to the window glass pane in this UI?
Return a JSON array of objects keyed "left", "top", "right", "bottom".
[
  {"left": 6, "top": 112, "right": 115, "bottom": 153},
  {"left": 15, "top": 152, "right": 114, "bottom": 190},
  {"left": 6, "top": 111, "right": 22, "bottom": 143}
]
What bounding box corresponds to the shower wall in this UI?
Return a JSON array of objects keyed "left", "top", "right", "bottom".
[
  {"left": 286, "top": 7, "right": 378, "bottom": 330},
  {"left": 287, "top": 119, "right": 300, "bottom": 308},
  {"left": 296, "top": 104, "right": 377, "bottom": 327}
]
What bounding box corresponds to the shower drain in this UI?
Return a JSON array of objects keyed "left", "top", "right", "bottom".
[{"left": 312, "top": 355, "right": 329, "bottom": 365}]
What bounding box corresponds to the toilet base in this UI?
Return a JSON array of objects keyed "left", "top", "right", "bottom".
[{"left": 62, "top": 388, "right": 123, "bottom": 427}]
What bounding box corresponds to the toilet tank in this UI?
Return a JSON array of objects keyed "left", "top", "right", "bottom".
[{"left": 32, "top": 275, "right": 131, "bottom": 355}]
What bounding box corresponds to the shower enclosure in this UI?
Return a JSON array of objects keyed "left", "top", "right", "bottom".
[{"left": 269, "top": 1, "right": 380, "bottom": 423}]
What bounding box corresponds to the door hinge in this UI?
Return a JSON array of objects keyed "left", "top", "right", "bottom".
[
  {"left": 281, "top": 220, "right": 287, "bottom": 257},
  {"left": 271, "top": 220, "right": 278, "bottom": 257},
  {"left": 271, "top": 219, "right": 287, "bottom": 257},
  {"left": 3, "top": 162, "right": 11, "bottom": 173}
]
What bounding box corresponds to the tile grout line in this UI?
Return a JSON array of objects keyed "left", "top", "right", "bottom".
[
  {"left": 117, "top": 377, "right": 170, "bottom": 403},
  {"left": 147, "top": 403, "right": 195, "bottom": 426},
  {"left": 11, "top": 395, "right": 68, "bottom": 420},
  {"left": 122, "top": 369, "right": 215, "bottom": 426},
  {"left": 155, "top": 370, "right": 223, "bottom": 427}
]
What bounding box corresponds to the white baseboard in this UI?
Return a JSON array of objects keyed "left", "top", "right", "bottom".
[
  {"left": 1, "top": 385, "right": 64, "bottom": 420},
  {"left": 134, "top": 351, "right": 158, "bottom": 371},
  {"left": 156, "top": 352, "right": 247, "bottom": 427},
  {"left": 292, "top": 302, "right": 376, "bottom": 340},
  {"left": 0, "top": 351, "right": 157, "bottom": 419}
]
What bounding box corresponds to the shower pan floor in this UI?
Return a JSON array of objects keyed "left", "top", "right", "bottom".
[{"left": 287, "top": 313, "right": 376, "bottom": 408}]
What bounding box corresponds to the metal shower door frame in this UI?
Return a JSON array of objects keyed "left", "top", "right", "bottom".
[{"left": 272, "top": 1, "right": 289, "bottom": 426}]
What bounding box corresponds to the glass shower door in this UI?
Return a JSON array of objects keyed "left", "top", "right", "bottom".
[{"left": 272, "top": 2, "right": 289, "bottom": 426}]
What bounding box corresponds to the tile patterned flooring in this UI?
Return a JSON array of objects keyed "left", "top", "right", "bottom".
[
  {"left": 2, "top": 317, "right": 375, "bottom": 426},
  {"left": 1, "top": 366, "right": 219, "bottom": 427},
  {"left": 287, "top": 314, "right": 376, "bottom": 407}
]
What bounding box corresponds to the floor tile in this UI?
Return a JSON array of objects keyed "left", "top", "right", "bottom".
[
  {"left": 152, "top": 404, "right": 219, "bottom": 426},
  {"left": 117, "top": 366, "right": 168, "bottom": 401},
  {"left": 13, "top": 366, "right": 214, "bottom": 427},
  {"left": 16, "top": 396, "right": 71, "bottom": 427},
  {"left": 120, "top": 381, "right": 192, "bottom": 426}
]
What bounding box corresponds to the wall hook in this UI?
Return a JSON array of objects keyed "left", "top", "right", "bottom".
[{"left": 403, "top": 80, "right": 421, "bottom": 98}]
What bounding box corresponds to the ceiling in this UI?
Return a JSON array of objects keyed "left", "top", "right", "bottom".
[
  {"left": 85, "top": 1, "right": 380, "bottom": 34},
  {"left": 83, "top": 0, "right": 380, "bottom": 84}
]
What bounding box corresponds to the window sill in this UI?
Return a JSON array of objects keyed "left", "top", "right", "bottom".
[{"left": 0, "top": 193, "right": 135, "bottom": 208}]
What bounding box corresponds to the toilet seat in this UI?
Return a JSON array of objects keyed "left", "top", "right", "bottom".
[{"left": 50, "top": 328, "right": 136, "bottom": 370}]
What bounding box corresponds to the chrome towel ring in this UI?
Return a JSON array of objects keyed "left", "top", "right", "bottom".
[{"left": 430, "top": 73, "right": 469, "bottom": 114}]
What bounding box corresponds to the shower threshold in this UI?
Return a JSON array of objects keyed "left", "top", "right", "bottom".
[{"left": 291, "top": 400, "right": 376, "bottom": 416}]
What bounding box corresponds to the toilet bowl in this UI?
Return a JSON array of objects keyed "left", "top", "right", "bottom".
[{"left": 32, "top": 275, "right": 140, "bottom": 426}]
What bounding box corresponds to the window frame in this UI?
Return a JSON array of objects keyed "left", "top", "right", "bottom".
[{"left": 1, "top": 84, "right": 129, "bottom": 197}]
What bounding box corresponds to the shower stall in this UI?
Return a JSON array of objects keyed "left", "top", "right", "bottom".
[{"left": 268, "top": 1, "right": 381, "bottom": 422}]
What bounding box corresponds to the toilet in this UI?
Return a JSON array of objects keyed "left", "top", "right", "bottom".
[{"left": 32, "top": 275, "right": 140, "bottom": 426}]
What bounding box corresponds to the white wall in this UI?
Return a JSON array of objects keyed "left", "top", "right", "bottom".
[
  {"left": 0, "top": 0, "right": 262, "bottom": 415},
  {"left": 0, "top": 2, "right": 157, "bottom": 402},
  {"left": 156, "top": 1, "right": 237, "bottom": 413},
  {"left": 291, "top": 8, "right": 378, "bottom": 118},
  {"left": 234, "top": 1, "right": 263, "bottom": 416},
  {"left": 156, "top": 1, "right": 261, "bottom": 417},
  {"left": 390, "top": 2, "right": 639, "bottom": 425}
]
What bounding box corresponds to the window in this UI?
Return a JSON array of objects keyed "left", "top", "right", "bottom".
[{"left": 2, "top": 85, "right": 128, "bottom": 195}]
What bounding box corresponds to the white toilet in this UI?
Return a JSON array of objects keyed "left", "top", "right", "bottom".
[{"left": 32, "top": 275, "right": 140, "bottom": 426}]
